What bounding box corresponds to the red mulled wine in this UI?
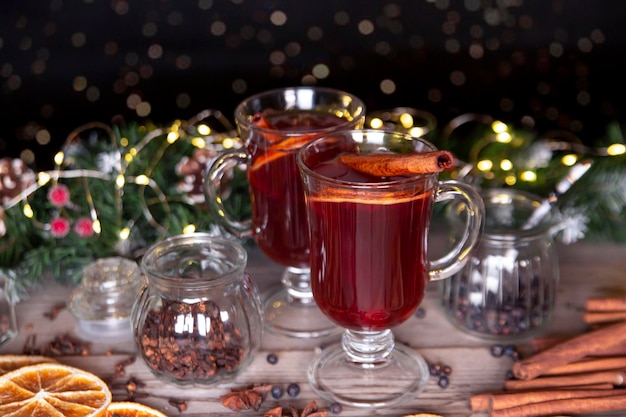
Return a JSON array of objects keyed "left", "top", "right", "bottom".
[
  {"left": 306, "top": 154, "right": 434, "bottom": 331},
  {"left": 246, "top": 110, "right": 348, "bottom": 268}
]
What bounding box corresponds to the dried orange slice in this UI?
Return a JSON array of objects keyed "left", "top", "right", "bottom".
[
  {"left": 0, "top": 354, "right": 59, "bottom": 376},
  {"left": 403, "top": 414, "right": 444, "bottom": 417},
  {"left": 105, "top": 402, "right": 169, "bottom": 417},
  {"left": 0, "top": 362, "right": 112, "bottom": 417}
]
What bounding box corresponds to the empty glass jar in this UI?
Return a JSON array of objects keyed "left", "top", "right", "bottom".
[
  {"left": 131, "top": 233, "right": 263, "bottom": 386},
  {"left": 441, "top": 188, "right": 560, "bottom": 340},
  {"left": 68, "top": 257, "right": 143, "bottom": 342}
]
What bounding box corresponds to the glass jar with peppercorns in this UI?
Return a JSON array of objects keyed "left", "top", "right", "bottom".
[
  {"left": 131, "top": 233, "right": 263, "bottom": 386},
  {"left": 441, "top": 188, "right": 560, "bottom": 340}
]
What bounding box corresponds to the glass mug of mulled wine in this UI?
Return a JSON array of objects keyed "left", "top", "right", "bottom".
[
  {"left": 131, "top": 233, "right": 263, "bottom": 386},
  {"left": 297, "top": 129, "right": 485, "bottom": 408},
  {"left": 204, "top": 86, "right": 366, "bottom": 338}
]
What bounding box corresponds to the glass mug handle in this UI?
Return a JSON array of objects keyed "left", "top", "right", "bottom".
[
  {"left": 428, "top": 180, "right": 484, "bottom": 281},
  {"left": 203, "top": 149, "right": 252, "bottom": 239}
]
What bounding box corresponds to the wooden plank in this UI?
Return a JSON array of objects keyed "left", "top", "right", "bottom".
[{"left": 1, "top": 240, "right": 626, "bottom": 416}]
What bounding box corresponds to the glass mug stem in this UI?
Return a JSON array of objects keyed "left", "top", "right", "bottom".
[
  {"left": 282, "top": 266, "right": 314, "bottom": 303},
  {"left": 342, "top": 329, "right": 394, "bottom": 367}
]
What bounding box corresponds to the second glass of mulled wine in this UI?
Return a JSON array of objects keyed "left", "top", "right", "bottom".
[
  {"left": 204, "top": 86, "right": 365, "bottom": 338},
  {"left": 297, "top": 129, "right": 484, "bottom": 408}
]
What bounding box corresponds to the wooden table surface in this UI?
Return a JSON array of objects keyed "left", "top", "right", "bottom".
[{"left": 2, "top": 233, "right": 626, "bottom": 417}]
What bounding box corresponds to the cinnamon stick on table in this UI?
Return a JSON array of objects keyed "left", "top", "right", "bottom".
[
  {"left": 532, "top": 335, "right": 626, "bottom": 356},
  {"left": 471, "top": 388, "right": 625, "bottom": 412},
  {"left": 490, "top": 395, "right": 626, "bottom": 417},
  {"left": 512, "top": 320, "right": 626, "bottom": 380},
  {"left": 583, "top": 311, "right": 626, "bottom": 325},
  {"left": 542, "top": 356, "right": 626, "bottom": 375},
  {"left": 504, "top": 370, "right": 626, "bottom": 391},
  {"left": 586, "top": 297, "right": 626, "bottom": 312},
  {"left": 338, "top": 150, "right": 454, "bottom": 177}
]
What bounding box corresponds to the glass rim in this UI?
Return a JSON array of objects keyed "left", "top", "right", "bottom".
[
  {"left": 140, "top": 233, "right": 247, "bottom": 286},
  {"left": 234, "top": 86, "right": 366, "bottom": 135},
  {"left": 479, "top": 188, "right": 558, "bottom": 239},
  {"left": 297, "top": 128, "right": 440, "bottom": 188}
]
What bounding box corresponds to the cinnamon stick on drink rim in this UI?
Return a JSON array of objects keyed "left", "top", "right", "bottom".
[{"left": 339, "top": 150, "right": 454, "bottom": 177}]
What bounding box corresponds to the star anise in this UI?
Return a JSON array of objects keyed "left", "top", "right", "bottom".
[
  {"left": 220, "top": 384, "right": 272, "bottom": 412},
  {"left": 261, "top": 401, "right": 327, "bottom": 417}
]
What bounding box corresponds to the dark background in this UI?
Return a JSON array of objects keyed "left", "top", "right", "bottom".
[{"left": 2, "top": 0, "right": 626, "bottom": 169}]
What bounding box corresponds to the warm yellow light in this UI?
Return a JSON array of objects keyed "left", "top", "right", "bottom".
[
  {"left": 491, "top": 121, "right": 508, "bottom": 133},
  {"left": 119, "top": 227, "right": 131, "bottom": 240},
  {"left": 116, "top": 174, "right": 125, "bottom": 188},
  {"left": 399, "top": 113, "right": 414, "bottom": 129},
  {"left": 124, "top": 153, "right": 134, "bottom": 163},
  {"left": 505, "top": 175, "right": 517, "bottom": 185},
  {"left": 409, "top": 127, "right": 426, "bottom": 137},
  {"left": 500, "top": 159, "right": 513, "bottom": 171},
  {"left": 135, "top": 175, "right": 150, "bottom": 185},
  {"left": 191, "top": 137, "right": 206, "bottom": 148},
  {"left": 197, "top": 124, "right": 211, "bottom": 136},
  {"left": 183, "top": 224, "right": 196, "bottom": 234},
  {"left": 38, "top": 172, "right": 51, "bottom": 186},
  {"left": 54, "top": 152, "right": 65, "bottom": 166},
  {"left": 167, "top": 131, "right": 179, "bottom": 144},
  {"left": 335, "top": 109, "right": 348, "bottom": 119},
  {"left": 223, "top": 138, "right": 236, "bottom": 149},
  {"left": 129, "top": 148, "right": 137, "bottom": 156},
  {"left": 476, "top": 159, "right": 493, "bottom": 171},
  {"left": 496, "top": 132, "right": 512, "bottom": 143},
  {"left": 561, "top": 154, "right": 578, "bottom": 166},
  {"left": 120, "top": 137, "right": 129, "bottom": 147},
  {"left": 520, "top": 170, "right": 537, "bottom": 182},
  {"left": 92, "top": 220, "right": 102, "bottom": 234},
  {"left": 369, "top": 118, "right": 384, "bottom": 129},
  {"left": 23, "top": 204, "right": 34, "bottom": 218},
  {"left": 607, "top": 143, "right": 626, "bottom": 156}
]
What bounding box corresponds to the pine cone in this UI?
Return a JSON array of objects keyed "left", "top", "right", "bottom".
[
  {"left": 0, "top": 158, "right": 36, "bottom": 206},
  {"left": 175, "top": 148, "right": 219, "bottom": 205}
]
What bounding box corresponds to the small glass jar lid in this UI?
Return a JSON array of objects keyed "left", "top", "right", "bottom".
[{"left": 68, "top": 257, "right": 143, "bottom": 342}]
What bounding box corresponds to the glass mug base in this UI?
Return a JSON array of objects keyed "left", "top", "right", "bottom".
[
  {"left": 307, "top": 342, "right": 430, "bottom": 408},
  {"left": 263, "top": 285, "right": 343, "bottom": 339}
]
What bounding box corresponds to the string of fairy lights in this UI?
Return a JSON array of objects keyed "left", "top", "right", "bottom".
[
  {"left": 4, "top": 109, "right": 626, "bottom": 242},
  {"left": 1, "top": 108, "right": 625, "bottom": 295},
  {"left": 367, "top": 109, "right": 625, "bottom": 188},
  {"left": 1, "top": 110, "right": 241, "bottom": 272}
]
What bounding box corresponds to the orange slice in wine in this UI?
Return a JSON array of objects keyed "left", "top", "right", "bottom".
[
  {"left": 0, "top": 362, "right": 112, "bottom": 417},
  {"left": 309, "top": 188, "right": 432, "bottom": 205},
  {"left": 249, "top": 133, "right": 319, "bottom": 172}
]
